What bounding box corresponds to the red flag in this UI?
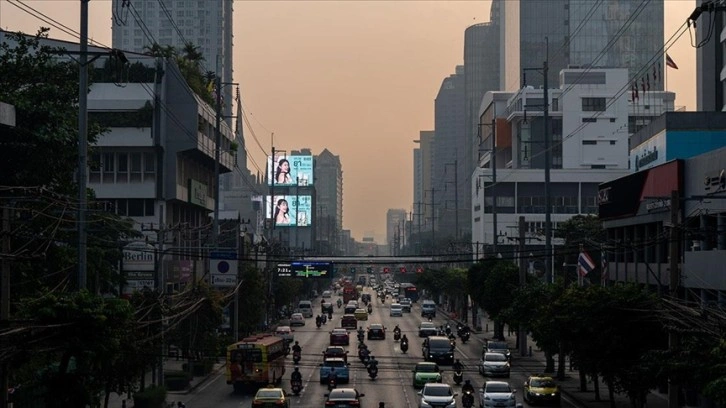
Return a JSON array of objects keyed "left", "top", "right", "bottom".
[{"left": 666, "top": 53, "right": 679, "bottom": 69}]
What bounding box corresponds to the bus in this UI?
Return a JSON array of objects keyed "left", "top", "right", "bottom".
[
  {"left": 342, "top": 285, "right": 358, "bottom": 303},
  {"left": 400, "top": 282, "right": 419, "bottom": 302},
  {"left": 226, "top": 333, "right": 287, "bottom": 393}
]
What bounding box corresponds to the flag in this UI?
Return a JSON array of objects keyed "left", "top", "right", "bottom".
[
  {"left": 578, "top": 250, "right": 596, "bottom": 277},
  {"left": 641, "top": 78, "right": 646, "bottom": 94},
  {"left": 631, "top": 83, "right": 637, "bottom": 101},
  {"left": 634, "top": 82, "right": 639, "bottom": 100},
  {"left": 666, "top": 53, "right": 679, "bottom": 69},
  {"left": 646, "top": 73, "right": 650, "bottom": 91},
  {"left": 653, "top": 64, "right": 657, "bottom": 83},
  {"left": 601, "top": 251, "right": 609, "bottom": 285}
]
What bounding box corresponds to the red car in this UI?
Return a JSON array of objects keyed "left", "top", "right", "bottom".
[
  {"left": 341, "top": 314, "right": 358, "bottom": 330},
  {"left": 329, "top": 328, "right": 350, "bottom": 346},
  {"left": 323, "top": 346, "right": 349, "bottom": 363}
]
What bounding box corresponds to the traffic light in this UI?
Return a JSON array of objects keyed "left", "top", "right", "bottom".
[
  {"left": 383, "top": 267, "right": 390, "bottom": 274},
  {"left": 400, "top": 267, "right": 407, "bottom": 274},
  {"left": 366, "top": 267, "right": 373, "bottom": 273},
  {"left": 351, "top": 267, "right": 356, "bottom": 273}
]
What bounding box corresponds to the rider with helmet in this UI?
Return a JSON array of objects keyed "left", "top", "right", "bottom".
[
  {"left": 462, "top": 379, "right": 475, "bottom": 394},
  {"left": 291, "top": 367, "right": 302, "bottom": 382}
]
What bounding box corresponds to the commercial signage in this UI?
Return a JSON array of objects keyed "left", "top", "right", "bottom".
[
  {"left": 268, "top": 155, "right": 314, "bottom": 186},
  {"left": 122, "top": 241, "right": 155, "bottom": 271},
  {"left": 704, "top": 169, "right": 726, "bottom": 194},
  {"left": 210, "top": 251, "right": 237, "bottom": 287},
  {"left": 166, "top": 260, "right": 193, "bottom": 283},
  {"left": 266, "top": 195, "right": 312, "bottom": 227},
  {"left": 188, "top": 179, "right": 208, "bottom": 207},
  {"left": 599, "top": 160, "right": 682, "bottom": 220},
  {"left": 276, "top": 263, "right": 293, "bottom": 278},
  {"left": 631, "top": 130, "right": 666, "bottom": 171}
]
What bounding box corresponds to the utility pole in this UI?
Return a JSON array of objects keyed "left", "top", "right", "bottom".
[
  {"left": 416, "top": 201, "right": 423, "bottom": 254},
  {"left": 543, "top": 39, "right": 552, "bottom": 285},
  {"left": 77, "top": 0, "right": 90, "bottom": 290},
  {"left": 490, "top": 118, "right": 498, "bottom": 255},
  {"left": 1, "top": 205, "right": 11, "bottom": 408},
  {"left": 445, "top": 161, "right": 460, "bottom": 239},
  {"left": 212, "top": 74, "right": 222, "bottom": 247},
  {"left": 517, "top": 216, "right": 527, "bottom": 356},
  {"left": 427, "top": 188, "right": 436, "bottom": 253},
  {"left": 668, "top": 189, "right": 681, "bottom": 408}
]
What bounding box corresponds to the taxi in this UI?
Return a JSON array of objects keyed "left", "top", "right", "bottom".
[
  {"left": 251, "top": 386, "right": 289, "bottom": 408},
  {"left": 524, "top": 375, "right": 561, "bottom": 405},
  {"left": 354, "top": 308, "right": 369, "bottom": 321}
]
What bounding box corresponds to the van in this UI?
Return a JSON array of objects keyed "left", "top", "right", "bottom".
[
  {"left": 298, "top": 300, "right": 313, "bottom": 318},
  {"left": 421, "top": 300, "right": 436, "bottom": 318},
  {"left": 422, "top": 336, "right": 455, "bottom": 364}
]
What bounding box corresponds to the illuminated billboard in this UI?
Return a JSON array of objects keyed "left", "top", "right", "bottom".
[
  {"left": 266, "top": 195, "right": 312, "bottom": 227},
  {"left": 268, "top": 155, "right": 314, "bottom": 186}
]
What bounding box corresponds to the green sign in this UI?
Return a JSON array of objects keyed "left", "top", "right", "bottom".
[
  {"left": 351, "top": 267, "right": 356, "bottom": 273},
  {"left": 366, "top": 267, "right": 373, "bottom": 273}
]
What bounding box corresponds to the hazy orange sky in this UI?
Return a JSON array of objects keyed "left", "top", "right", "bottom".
[{"left": 1, "top": 0, "right": 696, "bottom": 243}]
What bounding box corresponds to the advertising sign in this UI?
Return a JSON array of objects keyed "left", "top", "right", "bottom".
[
  {"left": 268, "top": 155, "right": 314, "bottom": 186},
  {"left": 266, "top": 195, "right": 312, "bottom": 227},
  {"left": 210, "top": 251, "right": 238, "bottom": 287}
]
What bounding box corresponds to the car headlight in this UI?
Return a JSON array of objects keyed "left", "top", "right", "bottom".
[{"left": 420, "top": 400, "right": 433, "bottom": 408}]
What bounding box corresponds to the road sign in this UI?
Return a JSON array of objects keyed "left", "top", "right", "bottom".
[
  {"left": 383, "top": 267, "right": 390, "bottom": 274},
  {"left": 416, "top": 266, "right": 424, "bottom": 273},
  {"left": 276, "top": 263, "right": 292, "bottom": 278},
  {"left": 210, "top": 251, "right": 237, "bottom": 287},
  {"left": 400, "top": 267, "right": 407, "bottom": 273},
  {"left": 291, "top": 261, "right": 332, "bottom": 278}
]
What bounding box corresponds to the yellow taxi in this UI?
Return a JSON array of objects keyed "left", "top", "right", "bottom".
[
  {"left": 251, "top": 386, "right": 289, "bottom": 408},
  {"left": 354, "top": 308, "right": 369, "bottom": 321}
]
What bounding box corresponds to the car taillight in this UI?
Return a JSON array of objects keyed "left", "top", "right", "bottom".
[
  {"left": 349, "top": 401, "right": 360, "bottom": 405},
  {"left": 325, "top": 401, "right": 337, "bottom": 406},
  {"left": 252, "top": 401, "right": 263, "bottom": 406},
  {"left": 275, "top": 401, "right": 285, "bottom": 405}
]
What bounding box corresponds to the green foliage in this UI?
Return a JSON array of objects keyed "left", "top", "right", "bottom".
[
  {"left": 503, "top": 281, "right": 562, "bottom": 357},
  {"left": 132, "top": 385, "right": 167, "bottom": 408},
  {"left": 273, "top": 278, "right": 303, "bottom": 313},
  {"left": 237, "top": 264, "right": 266, "bottom": 336},
  {"left": 143, "top": 41, "right": 214, "bottom": 106},
  {"left": 554, "top": 215, "right": 605, "bottom": 284}
]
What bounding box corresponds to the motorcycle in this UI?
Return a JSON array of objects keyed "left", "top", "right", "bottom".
[
  {"left": 453, "top": 369, "right": 463, "bottom": 385},
  {"left": 291, "top": 380, "right": 303, "bottom": 395},
  {"left": 460, "top": 331, "right": 470, "bottom": 344},
  {"left": 393, "top": 331, "right": 401, "bottom": 342},
  {"left": 367, "top": 304, "right": 372, "bottom": 314},
  {"left": 321, "top": 314, "right": 327, "bottom": 324},
  {"left": 445, "top": 324, "right": 452, "bottom": 336},
  {"left": 462, "top": 390, "right": 474, "bottom": 408},
  {"left": 316, "top": 319, "right": 322, "bottom": 329},
  {"left": 400, "top": 340, "right": 409, "bottom": 353},
  {"left": 327, "top": 376, "right": 337, "bottom": 391},
  {"left": 367, "top": 364, "right": 378, "bottom": 380},
  {"left": 328, "top": 310, "right": 333, "bottom": 320},
  {"left": 293, "top": 350, "right": 301, "bottom": 365},
  {"left": 359, "top": 348, "right": 370, "bottom": 365},
  {"left": 357, "top": 332, "right": 365, "bottom": 343},
  {"left": 337, "top": 299, "right": 342, "bottom": 309}
]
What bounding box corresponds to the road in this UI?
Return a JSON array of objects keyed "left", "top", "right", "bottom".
[{"left": 181, "top": 285, "right": 577, "bottom": 408}]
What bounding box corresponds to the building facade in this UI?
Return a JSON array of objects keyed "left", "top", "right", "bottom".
[
  {"left": 414, "top": 131, "right": 435, "bottom": 236},
  {"left": 498, "top": 0, "right": 664, "bottom": 92},
  {"left": 386, "top": 208, "right": 407, "bottom": 251},
  {"left": 315, "top": 148, "right": 344, "bottom": 255},
  {"left": 111, "top": 0, "right": 234, "bottom": 122},
  {"left": 433, "top": 67, "right": 467, "bottom": 240},
  {"left": 696, "top": 0, "right": 725, "bottom": 111},
  {"left": 473, "top": 68, "right": 674, "bottom": 258}
]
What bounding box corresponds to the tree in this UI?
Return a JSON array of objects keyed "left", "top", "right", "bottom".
[
  {"left": 468, "top": 259, "right": 519, "bottom": 339},
  {"left": 555, "top": 215, "right": 605, "bottom": 284}
]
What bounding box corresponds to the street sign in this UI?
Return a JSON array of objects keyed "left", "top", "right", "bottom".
[
  {"left": 383, "top": 267, "right": 390, "bottom": 274},
  {"left": 210, "top": 251, "right": 237, "bottom": 287},
  {"left": 416, "top": 267, "right": 424, "bottom": 274},
  {"left": 276, "top": 263, "right": 292, "bottom": 277},
  {"left": 291, "top": 261, "right": 332, "bottom": 278}
]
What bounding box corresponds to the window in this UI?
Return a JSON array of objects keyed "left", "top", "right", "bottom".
[
  {"left": 117, "top": 153, "right": 129, "bottom": 182},
  {"left": 551, "top": 98, "right": 559, "bottom": 111},
  {"left": 90, "top": 153, "right": 101, "bottom": 183},
  {"left": 143, "top": 153, "right": 155, "bottom": 182},
  {"left": 131, "top": 153, "right": 142, "bottom": 182},
  {"left": 582, "top": 140, "right": 597, "bottom": 145},
  {"left": 582, "top": 97, "right": 606, "bottom": 111},
  {"left": 610, "top": 141, "right": 616, "bottom": 145},
  {"left": 103, "top": 153, "right": 115, "bottom": 183},
  {"left": 582, "top": 117, "right": 597, "bottom": 123},
  {"left": 610, "top": 118, "right": 616, "bottom": 122}
]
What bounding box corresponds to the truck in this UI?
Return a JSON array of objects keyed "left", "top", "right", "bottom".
[{"left": 342, "top": 284, "right": 358, "bottom": 304}]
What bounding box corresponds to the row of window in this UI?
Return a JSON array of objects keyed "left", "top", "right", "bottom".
[
  {"left": 103, "top": 199, "right": 156, "bottom": 217},
  {"left": 482, "top": 195, "right": 597, "bottom": 214},
  {"left": 582, "top": 140, "right": 617, "bottom": 145},
  {"left": 89, "top": 152, "right": 156, "bottom": 184}
]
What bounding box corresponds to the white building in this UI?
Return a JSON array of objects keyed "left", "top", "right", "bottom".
[{"left": 472, "top": 68, "right": 674, "bottom": 256}]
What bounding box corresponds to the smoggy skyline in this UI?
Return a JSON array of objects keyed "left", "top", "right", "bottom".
[{"left": 1, "top": 0, "right": 696, "bottom": 243}]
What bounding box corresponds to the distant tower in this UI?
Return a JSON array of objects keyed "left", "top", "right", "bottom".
[{"left": 111, "top": 0, "right": 234, "bottom": 121}]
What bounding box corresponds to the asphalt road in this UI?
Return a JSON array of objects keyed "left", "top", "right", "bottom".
[{"left": 180, "top": 286, "right": 578, "bottom": 408}]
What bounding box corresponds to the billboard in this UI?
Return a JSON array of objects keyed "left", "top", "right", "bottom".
[
  {"left": 268, "top": 155, "right": 313, "bottom": 186},
  {"left": 266, "top": 195, "right": 312, "bottom": 227}
]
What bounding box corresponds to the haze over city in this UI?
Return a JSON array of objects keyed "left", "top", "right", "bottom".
[{"left": 1, "top": 0, "right": 696, "bottom": 242}]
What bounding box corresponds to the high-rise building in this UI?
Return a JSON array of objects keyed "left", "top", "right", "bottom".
[
  {"left": 413, "top": 131, "right": 435, "bottom": 237},
  {"left": 315, "top": 149, "right": 343, "bottom": 255},
  {"left": 498, "top": 0, "right": 664, "bottom": 92},
  {"left": 696, "top": 0, "right": 725, "bottom": 111},
  {"left": 111, "top": 0, "right": 234, "bottom": 121},
  {"left": 386, "top": 209, "right": 407, "bottom": 252},
  {"left": 433, "top": 67, "right": 466, "bottom": 239}
]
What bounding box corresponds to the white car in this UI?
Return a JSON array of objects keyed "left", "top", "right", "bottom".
[
  {"left": 322, "top": 290, "right": 332, "bottom": 298},
  {"left": 400, "top": 298, "right": 412, "bottom": 312},
  {"left": 290, "top": 313, "right": 305, "bottom": 327},
  {"left": 390, "top": 303, "right": 403, "bottom": 317},
  {"left": 479, "top": 381, "right": 517, "bottom": 408},
  {"left": 274, "top": 325, "right": 294, "bottom": 343},
  {"left": 479, "top": 352, "right": 511, "bottom": 378},
  {"left": 418, "top": 383, "right": 457, "bottom": 408}
]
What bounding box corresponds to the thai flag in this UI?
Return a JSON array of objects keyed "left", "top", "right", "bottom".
[{"left": 578, "top": 250, "right": 596, "bottom": 277}]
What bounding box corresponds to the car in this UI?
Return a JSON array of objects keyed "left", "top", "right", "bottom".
[
  {"left": 367, "top": 323, "right": 386, "bottom": 340},
  {"left": 341, "top": 314, "right": 358, "bottom": 330},
  {"left": 329, "top": 328, "right": 350, "bottom": 346},
  {"left": 289, "top": 313, "right": 305, "bottom": 327},
  {"left": 344, "top": 304, "right": 357, "bottom": 314},
  {"left": 479, "top": 380, "right": 517, "bottom": 408},
  {"left": 418, "top": 321, "right": 438, "bottom": 337},
  {"left": 400, "top": 298, "right": 412, "bottom": 312},
  {"left": 323, "top": 346, "right": 349, "bottom": 363},
  {"left": 421, "top": 300, "right": 437, "bottom": 318},
  {"left": 322, "top": 301, "right": 334, "bottom": 314},
  {"left": 479, "top": 352, "right": 511, "bottom": 378},
  {"left": 251, "top": 386, "right": 289, "bottom": 408},
  {"left": 422, "top": 336, "right": 455, "bottom": 365},
  {"left": 324, "top": 387, "right": 365, "bottom": 408},
  {"left": 412, "top": 361, "right": 442, "bottom": 388},
  {"left": 322, "top": 290, "right": 332, "bottom": 298},
  {"left": 390, "top": 303, "right": 403, "bottom": 317},
  {"left": 354, "top": 308, "right": 369, "bottom": 321},
  {"left": 418, "top": 383, "right": 457, "bottom": 408},
  {"left": 274, "top": 325, "right": 294, "bottom": 343},
  {"left": 319, "top": 357, "right": 350, "bottom": 383},
  {"left": 523, "top": 375, "right": 561, "bottom": 406},
  {"left": 484, "top": 340, "right": 512, "bottom": 361}
]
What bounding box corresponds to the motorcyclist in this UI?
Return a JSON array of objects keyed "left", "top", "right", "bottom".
[
  {"left": 453, "top": 359, "right": 464, "bottom": 373},
  {"left": 462, "top": 379, "right": 475, "bottom": 395},
  {"left": 393, "top": 325, "right": 401, "bottom": 336},
  {"left": 357, "top": 326, "right": 365, "bottom": 339},
  {"left": 401, "top": 334, "right": 409, "bottom": 344},
  {"left": 328, "top": 309, "right": 333, "bottom": 320},
  {"left": 316, "top": 315, "right": 322, "bottom": 326},
  {"left": 337, "top": 299, "right": 342, "bottom": 308},
  {"left": 368, "top": 355, "right": 378, "bottom": 369},
  {"left": 327, "top": 367, "right": 338, "bottom": 384},
  {"left": 292, "top": 341, "right": 302, "bottom": 354},
  {"left": 291, "top": 367, "right": 302, "bottom": 383}
]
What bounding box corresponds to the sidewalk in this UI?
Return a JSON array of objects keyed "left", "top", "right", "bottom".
[
  {"left": 439, "top": 307, "right": 670, "bottom": 408},
  {"left": 106, "top": 357, "right": 225, "bottom": 407}
]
